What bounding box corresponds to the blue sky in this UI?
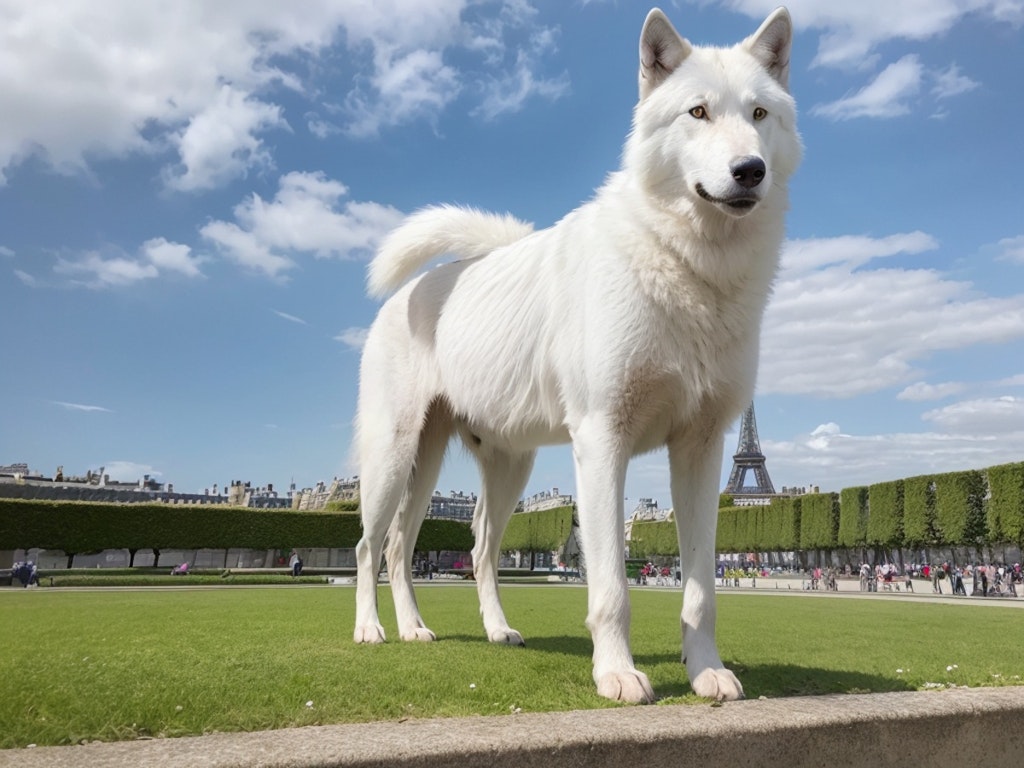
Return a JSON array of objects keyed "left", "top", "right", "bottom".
[{"left": 2, "top": 0, "right": 1023, "bottom": 508}]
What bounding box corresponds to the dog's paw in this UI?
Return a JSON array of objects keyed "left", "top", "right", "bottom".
[
  {"left": 400, "top": 627, "right": 436, "bottom": 642},
  {"left": 691, "top": 667, "right": 744, "bottom": 701},
  {"left": 596, "top": 670, "right": 655, "bottom": 704},
  {"left": 354, "top": 624, "right": 387, "bottom": 644},
  {"left": 487, "top": 628, "right": 525, "bottom": 646}
]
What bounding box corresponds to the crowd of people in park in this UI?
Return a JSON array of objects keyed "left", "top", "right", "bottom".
[
  {"left": 631, "top": 559, "right": 1022, "bottom": 598},
  {"left": 636, "top": 562, "right": 681, "bottom": 586},
  {"left": 857, "top": 561, "right": 1021, "bottom": 597}
]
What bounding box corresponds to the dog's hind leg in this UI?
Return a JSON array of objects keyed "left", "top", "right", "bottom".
[
  {"left": 470, "top": 445, "right": 535, "bottom": 645},
  {"left": 386, "top": 401, "right": 452, "bottom": 642},
  {"left": 354, "top": 404, "right": 425, "bottom": 644},
  {"left": 669, "top": 429, "right": 744, "bottom": 702},
  {"left": 572, "top": 417, "right": 655, "bottom": 704}
]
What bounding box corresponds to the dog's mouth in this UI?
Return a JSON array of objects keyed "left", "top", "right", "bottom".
[{"left": 695, "top": 183, "right": 758, "bottom": 212}]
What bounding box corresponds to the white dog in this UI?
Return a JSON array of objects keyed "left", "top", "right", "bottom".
[{"left": 353, "top": 6, "right": 801, "bottom": 704}]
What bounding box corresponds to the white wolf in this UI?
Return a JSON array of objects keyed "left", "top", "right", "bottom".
[{"left": 353, "top": 7, "right": 801, "bottom": 703}]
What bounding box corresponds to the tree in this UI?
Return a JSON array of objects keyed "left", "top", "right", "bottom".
[
  {"left": 902, "top": 474, "right": 937, "bottom": 552},
  {"left": 986, "top": 462, "right": 1024, "bottom": 548},
  {"left": 799, "top": 492, "right": 839, "bottom": 552},
  {"left": 867, "top": 480, "right": 904, "bottom": 551},
  {"left": 837, "top": 486, "right": 868, "bottom": 549},
  {"left": 933, "top": 470, "right": 987, "bottom": 549}
]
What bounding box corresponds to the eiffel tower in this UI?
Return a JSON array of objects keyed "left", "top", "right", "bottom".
[{"left": 724, "top": 401, "right": 776, "bottom": 496}]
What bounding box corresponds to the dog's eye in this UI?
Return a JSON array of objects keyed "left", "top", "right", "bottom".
[
  {"left": 689, "top": 106, "right": 708, "bottom": 120},
  {"left": 753, "top": 106, "right": 768, "bottom": 121}
]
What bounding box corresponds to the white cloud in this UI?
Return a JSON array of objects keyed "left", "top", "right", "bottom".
[
  {"left": 922, "top": 396, "right": 1024, "bottom": 433},
  {"left": 474, "top": 51, "right": 569, "bottom": 121},
  {"left": 931, "top": 63, "right": 979, "bottom": 99},
  {"left": 780, "top": 231, "right": 937, "bottom": 275},
  {"left": 0, "top": 1, "right": 568, "bottom": 183},
  {"left": 164, "top": 86, "right": 287, "bottom": 192},
  {"left": 0, "top": 1, "right": 333, "bottom": 186},
  {"left": 0, "top": 245, "right": 13, "bottom": 257},
  {"left": 273, "top": 310, "right": 307, "bottom": 325},
  {"left": 897, "top": 381, "right": 967, "bottom": 401},
  {"left": 52, "top": 400, "right": 112, "bottom": 413},
  {"left": 811, "top": 55, "right": 922, "bottom": 120},
  {"left": 198, "top": 221, "right": 295, "bottom": 280},
  {"left": 721, "top": 1, "right": 1023, "bottom": 69},
  {"left": 994, "top": 235, "right": 1024, "bottom": 264},
  {"left": 14, "top": 269, "right": 37, "bottom": 287},
  {"left": 55, "top": 251, "right": 159, "bottom": 288},
  {"left": 344, "top": 49, "right": 461, "bottom": 138},
  {"left": 141, "top": 238, "right": 204, "bottom": 278},
  {"left": 103, "top": 460, "right": 160, "bottom": 482},
  {"left": 201, "top": 171, "right": 403, "bottom": 279},
  {"left": 761, "top": 420, "right": 1024, "bottom": 492},
  {"left": 53, "top": 239, "right": 204, "bottom": 288},
  {"left": 995, "top": 373, "right": 1024, "bottom": 387},
  {"left": 760, "top": 233, "right": 1024, "bottom": 397},
  {"left": 471, "top": 20, "right": 569, "bottom": 121},
  {"left": 335, "top": 326, "right": 369, "bottom": 349}
]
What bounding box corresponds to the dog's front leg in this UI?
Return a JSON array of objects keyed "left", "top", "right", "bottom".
[
  {"left": 669, "top": 430, "right": 744, "bottom": 701},
  {"left": 572, "top": 419, "right": 655, "bottom": 704}
]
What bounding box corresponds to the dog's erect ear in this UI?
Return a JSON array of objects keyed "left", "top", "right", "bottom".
[
  {"left": 639, "top": 8, "right": 691, "bottom": 99},
  {"left": 744, "top": 7, "right": 793, "bottom": 91}
]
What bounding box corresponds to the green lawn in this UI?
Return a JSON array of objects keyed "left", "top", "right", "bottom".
[{"left": 2, "top": 584, "right": 1021, "bottom": 748}]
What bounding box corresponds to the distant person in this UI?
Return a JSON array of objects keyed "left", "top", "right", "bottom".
[
  {"left": 14, "top": 561, "right": 37, "bottom": 587},
  {"left": 951, "top": 568, "right": 966, "bottom": 596},
  {"left": 289, "top": 550, "right": 303, "bottom": 577}
]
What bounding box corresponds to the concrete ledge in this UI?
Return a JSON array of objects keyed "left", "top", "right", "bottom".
[{"left": 3, "top": 687, "right": 1022, "bottom": 768}]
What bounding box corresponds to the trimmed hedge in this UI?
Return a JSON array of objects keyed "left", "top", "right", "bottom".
[
  {"left": 987, "top": 462, "right": 1024, "bottom": 546},
  {"left": 837, "top": 486, "right": 868, "bottom": 549},
  {"left": 867, "top": 480, "right": 903, "bottom": 548},
  {"left": 323, "top": 499, "right": 360, "bottom": 512},
  {"left": 7, "top": 459, "right": 1024, "bottom": 561},
  {"left": 0, "top": 499, "right": 474, "bottom": 555},
  {"left": 799, "top": 492, "right": 838, "bottom": 551},
  {"left": 0, "top": 499, "right": 363, "bottom": 551},
  {"left": 500, "top": 506, "right": 575, "bottom": 553},
  {"left": 629, "top": 518, "right": 678, "bottom": 559},
  {"left": 415, "top": 518, "right": 475, "bottom": 552},
  {"left": 902, "top": 474, "right": 936, "bottom": 549},
  {"left": 766, "top": 496, "right": 801, "bottom": 552},
  {"left": 934, "top": 469, "right": 986, "bottom": 545}
]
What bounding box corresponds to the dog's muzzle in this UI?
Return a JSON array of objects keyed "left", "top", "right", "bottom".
[{"left": 695, "top": 156, "right": 766, "bottom": 212}]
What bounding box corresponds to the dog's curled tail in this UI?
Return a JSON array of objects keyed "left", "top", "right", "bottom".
[{"left": 368, "top": 204, "right": 534, "bottom": 297}]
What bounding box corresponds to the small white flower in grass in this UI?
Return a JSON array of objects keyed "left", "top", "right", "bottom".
[
  {"left": 175, "top": 705, "right": 183, "bottom": 712},
  {"left": 469, "top": 683, "right": 476, "bottom": 690},
  {"left": 896, "top": 669, "right": 904, "bottom": 674},
  {"left": 306, "top": 701, "right": 314, "bottom": 708},
  {"left": 946, "top": 666, "right": 953, "bottom": 672}
]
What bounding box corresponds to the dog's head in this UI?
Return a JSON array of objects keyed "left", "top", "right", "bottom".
[{"left": 627, "top": 7, "right": 802, "bottom": 220}]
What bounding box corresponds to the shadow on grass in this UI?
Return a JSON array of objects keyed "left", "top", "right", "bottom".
[
  {"left": 442, "top": 634, "right": 911, "bottom": 701},
  {"left": 653, "top": 663, "right": 916, "bottom": 700}
]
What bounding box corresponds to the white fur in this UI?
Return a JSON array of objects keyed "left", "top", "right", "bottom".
[{"left": 353, "top": 7, "right": 801, "bottom": 704}]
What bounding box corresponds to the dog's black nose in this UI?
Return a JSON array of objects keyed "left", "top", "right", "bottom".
[{"left": 730, "top": 156, "right": 766, "bottom": 189}]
